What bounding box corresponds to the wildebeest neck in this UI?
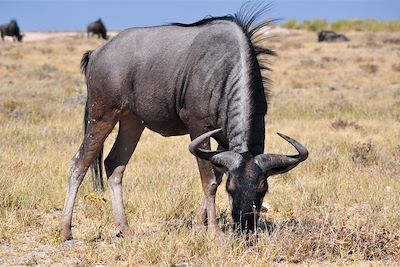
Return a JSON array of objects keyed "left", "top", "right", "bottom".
[
  {"left": 175, "top": 21, "right": 268, "bottom": 155},
  {"left": 211, "top": 25, "right": 267, "bottom": 156}
]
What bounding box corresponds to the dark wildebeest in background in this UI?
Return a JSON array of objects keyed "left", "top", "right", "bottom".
[
  {"left": 60, "top": 3, "right": 308, "bottom": 242},
  {"left": 318, "top": 30, "right": 349, "bottom": 42},
  {"left": 0, "top": 20, "right": 23, "bottom": 42},
  {"left": 87, "top": 18, "right": 108, "bottom": 40}
]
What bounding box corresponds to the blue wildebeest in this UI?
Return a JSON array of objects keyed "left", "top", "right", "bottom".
[
  {"left": 318, "top": 30, "right": 349, "bottom": 42},
  {"left": 87, "top": 18, "right": 108, "bottom": 40},
  {"left": 60, "top": 4, "right": 308, "bottom": 242},
  {"left": 0, "top": 20, "right": 23, "bottom": 42}
]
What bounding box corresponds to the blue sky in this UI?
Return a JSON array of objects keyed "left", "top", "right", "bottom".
[{"left": 1, "top": 0, "right": 399, "bottom": 31}]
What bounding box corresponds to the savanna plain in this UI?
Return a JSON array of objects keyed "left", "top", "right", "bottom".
[{"left": 0, "top": 29, "right": 399, "bottom": 266}]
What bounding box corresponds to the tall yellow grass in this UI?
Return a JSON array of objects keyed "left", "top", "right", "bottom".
[{"left": 0, "top": 31, "right": 399, "bottom": 265}]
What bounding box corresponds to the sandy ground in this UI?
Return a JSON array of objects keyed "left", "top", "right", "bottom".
[
  {"left": 2, "top": 31, "right": 120, "bottom": 42},
  {"left": 1, "top": 32, "right": 78, "bottom": 42}
]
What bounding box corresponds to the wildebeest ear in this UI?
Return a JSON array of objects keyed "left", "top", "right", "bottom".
[{"left": 254, "top": 133, "right": 308, "bottom": 176}]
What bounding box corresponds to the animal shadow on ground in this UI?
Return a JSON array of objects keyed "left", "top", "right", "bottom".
[
  {"left": 217, "top": 210, "right": 277, "bottom": 236},
  {"left": 161, "top": 209, "right": 277, "bottom": 237},
  {"left": 257, "top": 218, "right": 277, "bottom": 235}
]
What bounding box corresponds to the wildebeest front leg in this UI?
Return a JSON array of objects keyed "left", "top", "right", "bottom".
[
  {"left": 191, "top": 134, "right": 224, "bottom": 236},
  {"left": 195, "top": 145, "right": 224, "bottom": 227},
  {"left": 195, "top": 164, "right": 223, "bottom": 228},
  {"left": 195, "top": 145, "right": 224, "bottom": 229},
  {"left": 105, "top": 111, "right": 144, "bottom": 237},
  {"left": 196, "top": 159, "right": 224, "bottom": 236},
  {"left": 60, "top": 110, "right": 120, "bottom": 242},
  {"left": 195, "top": 197, "right": 207, "bottom": 226}
]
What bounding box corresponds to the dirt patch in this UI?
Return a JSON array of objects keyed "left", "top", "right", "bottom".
[
  {"left": 359, "top": 63, "right": 379, "bottom": 74},
  {"left": 383, "top": 38, "right": 400, "bottom": 45},
  {"left": 331, "top": 118, "right": 362, "bottom": 130},
  {"left": 351, "top": 141, "right": 378, "bottom": 167}
]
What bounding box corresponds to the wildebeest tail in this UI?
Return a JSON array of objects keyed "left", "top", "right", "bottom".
[
  {"left": 91, "top": 147, "right": 104, "bottom": 192},
  {"left": 80, "top": 50, "right": 92, "bottom": 76},
  {"left": 83, "top": 99, "right": 105, "bottom": 191},
  {"left": 82, "top": 54, "right": 104, "bottom": 191}
]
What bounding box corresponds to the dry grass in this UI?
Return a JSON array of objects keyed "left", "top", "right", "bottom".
[
  {"left": 0, "top": 30, "right": 399, "bottom": 266},
  {"left": 283, "top": 18, "right": 400, "bottom": 32}
]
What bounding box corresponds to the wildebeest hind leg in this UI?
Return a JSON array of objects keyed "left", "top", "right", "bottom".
[
  {"left": 105, "top": 111, "right": 144, "bottom": 237},
  {"left": 61, "top": 109, "right": 121, "bottom": 242}
]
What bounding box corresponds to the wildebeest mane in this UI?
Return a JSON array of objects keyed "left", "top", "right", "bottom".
[{"left": 169, "top": 1, "right": 276, "bottom": 95}]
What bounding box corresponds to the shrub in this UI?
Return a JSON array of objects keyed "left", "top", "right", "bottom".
[
  {"left": 303, "top": 18, "right": 328, "bottom": 32},
  {"left": 282, "top": 19, "right": 300, "bottom": 30}
]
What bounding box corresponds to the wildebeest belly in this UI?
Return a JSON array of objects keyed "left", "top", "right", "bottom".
[
  {"left": 142, "top": 118, "right": 188, "bottom": 137},
  {"left": 129, "top": 92, "right": 189, "bottom": 137}
]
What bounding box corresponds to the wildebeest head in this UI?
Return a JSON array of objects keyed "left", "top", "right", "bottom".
[
  {"left": 96, "top": 19, "right": 109, "bottom": 40},
  {"left": 189, "top": 129, "right": 308, "bottom": 232},
  {"left": 16, "top": 34, "right": 23, "bottom": 42}
]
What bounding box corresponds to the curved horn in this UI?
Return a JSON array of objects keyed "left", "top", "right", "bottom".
[
  {"left": 255, "top": 133, "right": 308, "bottom": 175},
  {"left": 189, "top": 128, "right": 243, "bottom": 170}
]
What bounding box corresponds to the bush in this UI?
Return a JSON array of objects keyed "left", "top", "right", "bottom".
[
  {"left": 282, "top": 19, "right": 300, "bottom": 30},
  {"left": 303, "top": 18, "right": 328, "bottom": 32}
]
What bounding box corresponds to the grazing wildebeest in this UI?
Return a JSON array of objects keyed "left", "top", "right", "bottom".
[
  {"left": 87, "top": 18, "right": 108, "bottom": 40},
  {"left": 0, "top": 20, "right": 23, "bottom": 42},
  {"left": 318, "top": 30, "right": 349, "bottom": 42},
  {"left": 60, "top": 4, "right": 308, "bottom": 242}
]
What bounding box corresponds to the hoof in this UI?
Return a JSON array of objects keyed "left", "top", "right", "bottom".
[{"left": 60, "top": 229, "right": 73, "bottom": 243}]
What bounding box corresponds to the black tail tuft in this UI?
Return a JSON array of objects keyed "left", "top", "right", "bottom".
[
  {"left": 80, "top": 50, "right": 92, "bottom": 76},
  {"left": 90, "top": 147, "right": 104, "bottom": 191},
  {"left": 83, "top": 89, "right": 104, "bottom": 191}
]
